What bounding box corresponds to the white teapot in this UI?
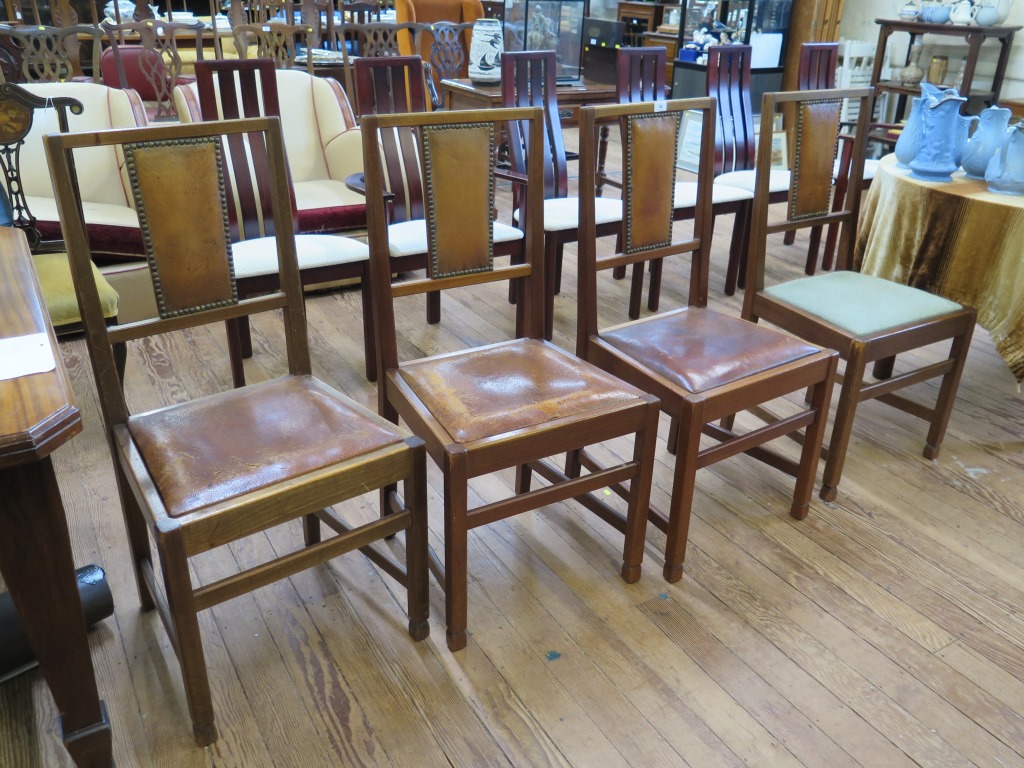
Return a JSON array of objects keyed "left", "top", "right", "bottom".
[{"left": 949, "top": 0, "right": 976, "bottom": 24}]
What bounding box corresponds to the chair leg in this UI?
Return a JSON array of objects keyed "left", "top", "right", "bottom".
[
  {"left": 820, "top": 346, "right": 869, "bottom": 502},
  {"left": 663, "top": 409, "right": 703, "bottom": 583},
  {"left": 627, "top": 262, "right": 644, "bottom": 320},
  {"left": 404, "top": 446, "right": 430, "bottom": 641},
  {"left": 361, "top": 267, "right": 377, "bottom": 383},
  {"left": 924, "top": 321, "right": 975, "bottom": 459},
  {"left": 723, "top": 202, "right": 749, "bottom": 296},
  {"left": 114, "top": 465, "right": 155, "bottom": 612},
  {"left": 443, "top": 452, "right": 469, "bottom": 652},
  {"left": 508, "top": 240, "right": 526, "bottom": 305},
  {"left": 647, "top": 257, "right": 663, "bottom": 313},
  {"left": 225, "top": 318, "right": 246, "bottom": 389},
  {"left": 666, "top": 415, "right": 680, "bottom": 456},
  {"left": 113, "top": 339, "right": 128, "bottom": 386},
  {"left": 544, "top": 235, "right": 558, "bottom": 341},
  {"left": 790, "top": 355, "right": 838, "bottom": 520},
  {"left": 622, "top": 398, "right": 659, "bottom": 583},
  {"left": 237, "top": 316, "right": 254, "bottom": 358},
  {"left": 553, "top": 242, "right": 565, "bottom": 296},
  {"left": 564, "top": 448, "right": 582, "bottom": 479},
  {"left": 612, "top": 265, "right": 626, "bottom": 280},
  {"left": 803, "top": 225, "right": 824, "bottom": 275},
  {"left": 783, "top": 230, "right": 796, "bottom": 246},
  {"left": 159, "top": 534, "right": 217, "bottom": 747},
  {"left": 872, "top": 356, "right": 896, "bottom": 380},
  {"left": 303, "top": 513, "right": 321, "bottom": 546},
  {"left": 426, "top": 290, "right": 441, "bottom": 325}
]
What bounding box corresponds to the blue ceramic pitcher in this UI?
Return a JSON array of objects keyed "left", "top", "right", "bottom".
[
  {"left": 962, "top": 106, "right": 1012, "bottom": 179},
  {"left": 986, "top": 121, "right": 1024, "bottom": 196},
  {"left": 909, "top": 91, "right": 968, "bottom": 182},
  {"left": 894, "top": 83, "right": 943, "bottom": 169}
]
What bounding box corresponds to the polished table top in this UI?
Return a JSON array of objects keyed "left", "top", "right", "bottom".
[{"left": 855, "top": 153, "right": 1024, "bottom": 382}]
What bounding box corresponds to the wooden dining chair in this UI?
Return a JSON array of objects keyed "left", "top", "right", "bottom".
[
  {"left": 232, "top": 21, "right": 316, "bottom": 74},
  {"left": 741, "top": 87, "right": 976, "bottom": 501},
  {"left": 502, "top": 49, "right": 623, "bottom": 340},
  {"left": 100, "top": 18, "right": 205, "bottom": 120},
  {"left": 355, "top": 54, "right": 524, "bottom": 328},
  {"left": 328, "top": 20, "right": 426, "bottom": 102},
  {"left": 191, "top": 58, "right": 374, "bottom": 386},
  {"left": 361, "top": 105, "right": 660, "bottom": 651},
  {"left": 607, "top": 45, "right": 753, "bottom": 319},
  {"left": 576, "top": 97, "right": 838, "bottom": 581},
  {"left": 45, "top": 116, "right": 430, "bottom": 746},
  {"left": 423, "top": 20, "right": 473, "bottom": 109},
  {"left": 0, "top": 24, "right": 101, "bottom": 84},
  {"left": 0, "top": 82, "right": 125, "bottom": 378}
]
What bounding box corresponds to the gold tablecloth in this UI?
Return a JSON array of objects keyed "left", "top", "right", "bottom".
[{"left": 855, "top": 153, "right": 1024, "bottom": 382}]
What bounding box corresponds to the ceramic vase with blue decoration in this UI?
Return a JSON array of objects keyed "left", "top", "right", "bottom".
[
  {"left": 961, "top": 105, "right": 1012, "bottom": 179},
  {"left": 468, "top": 18, "right": 503, "bottom": 84},
  {"left": 894, "top": 83, "right": 942, "bottom": 169},
  {"left": 909, "top": 91, "right": 968, "bottom": 182},
  {"left": 985, "top": 121, "right": 1024, "bottom": 195}
]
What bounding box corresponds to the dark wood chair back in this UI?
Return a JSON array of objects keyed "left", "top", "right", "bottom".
[
  {"left": 232, "top": 22, "right": 315, "bottom": 73},
  {"left": 615, "top": 45, "right": 665, "bottom": 103},
  {"left": 0, "top": 24, "right": 101, "bottom": 83},
  {"left": 425, "top": 20, "right": 472, "bottom": 83},
  {"left": 101, "top": 18, "right": 205, "bottom": 118},
  {"left": 705, "top": 43, "right": 754, "bottom": 176},
  {"left": 501, "top": 49, "right": 566, "bottom": 201},
  {"left": 798, "top": 42, "right": 839, "bottom": 90}
]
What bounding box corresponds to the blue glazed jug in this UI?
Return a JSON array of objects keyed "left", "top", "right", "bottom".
[
  {"left": 961, "top": 106, "right": 1012, "bottom": 179},
  {"left": 909, "top": 91, "right": 968, "bottom": 182},
  {"left": 894, "top": 83, "right": 943, "bottom": 169},
  {"left": 986, "top": 121, "right": 1024, "bottom": 196}
]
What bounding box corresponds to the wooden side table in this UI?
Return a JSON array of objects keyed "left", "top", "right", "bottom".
[{"left": 0, "top": 227, "right": 113, "bottom": 768}]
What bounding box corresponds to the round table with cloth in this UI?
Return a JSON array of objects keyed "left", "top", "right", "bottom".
[{"left": 854, "top": 152, "right": 1024, "bottom": 383}]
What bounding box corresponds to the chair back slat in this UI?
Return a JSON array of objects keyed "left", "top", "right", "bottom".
[
  {"left": 502, "top": 50, "right": 566, "bottom": 200},
  {"left": 616, "top": 46, "right": 665, "bottom": 103},
  {"left": 798, "top": 42, "right": 839, "bottom": 91},
  {"left": 706, "top": 44, "right": 754, "bottom": 176}
]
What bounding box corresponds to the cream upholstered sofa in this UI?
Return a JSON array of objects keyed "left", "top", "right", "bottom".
[
  {"left": 173, "top": 70, "right": 367, "bottom": 234},
  {"left": 25, "top": 82, "right": 157, "bottom": 322}
]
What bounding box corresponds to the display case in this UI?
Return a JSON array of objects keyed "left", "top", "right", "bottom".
[
  {"left": 676, "top": 0, "right": 792, "bottom": 68},
  {"left": 503, "top": 0, "right": 586, "bottom": 80}
]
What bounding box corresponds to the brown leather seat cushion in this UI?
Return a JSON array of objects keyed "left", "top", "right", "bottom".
[
  {"left": 601, "top": 308, "right": 820, "bottom": 394},
  {"left": 128, "top": 375, "right": 405, "bottom": 517},
  {"left": 398, "top": 338, "right": 645, "bottom": 443}
]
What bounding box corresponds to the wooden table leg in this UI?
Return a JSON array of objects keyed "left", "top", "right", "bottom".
[{"left": 0, "top": 458, "right": 113, "bottom": 768}]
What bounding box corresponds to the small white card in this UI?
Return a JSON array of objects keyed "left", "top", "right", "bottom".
[{"left": 0, "top": 333, "right": 56, "bottom": 381}]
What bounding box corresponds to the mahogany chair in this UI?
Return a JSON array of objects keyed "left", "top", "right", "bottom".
[
  {"left": 45, "top": 116, "right": 429, "bottom": 745},
  {"left": 576, "top": 97, "right": 838, "bottom": 581},
  {"left": 0, "top": 24, "right": 101, "bottom": 84},
  {"left": 191, "top": 58, "right": 374, "bottom": 386},
  {"left": 608, "top": 45, "right": 752, "bottom": 319},
  {"left": 361, "top": 105, "right": 660, "bottom": 651},
  {"left": 423, "top": 20, "right": 473, "bottom": 108},
  {"left": 232, "top": 21, "right": 316, "bottom": 74},
  {"left": 741, "top": 87, "right": 976, "bottom": 501},
  {"left": 502, "top": 49, "right": 622, "bottom": 340},
  {"left": 329, "top": 20, "right": 427, "bottom": 102},
  {"left": 0, "top": 82, "right": 124, "bottom": 377},
  {"left": 355, "top": 54, "right": 524, "bottom": 327},
  {"left": 100, "top": 18, "right": 205, "bottom": 119}
]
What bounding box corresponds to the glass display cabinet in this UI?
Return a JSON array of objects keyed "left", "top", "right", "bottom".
[
  {"left": 503, "top": 0, "right": 586, "bottom": 80},
  {"left": 677, "top": 0, "right": 792, "bottom": 68}
]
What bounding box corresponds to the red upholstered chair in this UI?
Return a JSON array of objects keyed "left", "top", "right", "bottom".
[
  {"left": 46, "top": 115, "right": 429, "bottom": 746},
  {"left": 576, "top": 97, "right": 838, "bottom": 582},
  {"left": 741, "top": 87, "right": 975, "bottom": 501},
  {"left": 177, "top": 58, "right": 374, "bottom": 386}
]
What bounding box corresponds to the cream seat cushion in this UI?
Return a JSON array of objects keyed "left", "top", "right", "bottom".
[
  {"left": 514, "top": 197, "right": 623, "bottom": 233},
  {"left": 231, "top": 234, "right": 369, "bottom": 279},
  {"left": 387, "top": 220, "right": 524, "bottom": 258},
  {"left": 293, "top": 180, "right": 367, "bottom": 212},
  {"left": 673, "top": 181, "right": 753, "bottom": 209},
  {"left": 714, "top": 169, "right": 791, "bottom": 194},
  {"left": 763, "top": 271, "right": 963, "bottom": 338},
  {"left": 833, "top": 157, "right": 880, "bottom": 181},
  {"left": 27, "top": 196, "right": 141, "bottom": 230}
]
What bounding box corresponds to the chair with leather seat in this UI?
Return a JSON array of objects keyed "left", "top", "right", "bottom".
[
  {"left": 0, "top": 82, "right": 125, "bottom": 377},
  {"left": 183, "top": 58, "right": 374, "bottom": 386},
  {"left": 502, "top": 49, "right": 623, "bottom": 340},
  {"left": 741, "top": 86, "right": 976, "bottom": 501},
  {"left": 45, "top": 115, "right": 430, "bottom": 746},
  {"left": 355, "top": 54, "right": 524, "bottom": 327},
  {"left": 576, "top": 97, "right": 838, "bottom": 581},
  {"left": 361, "top": 105, "right": 660, "bottom": 651}
]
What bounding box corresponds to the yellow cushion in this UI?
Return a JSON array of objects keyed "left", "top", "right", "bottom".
[{"left": 33, "top": 252, "right": 119, "bottom": 327}]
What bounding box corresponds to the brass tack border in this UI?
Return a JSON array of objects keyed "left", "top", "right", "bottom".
[
  {"left": 789, "top": 97, "right": 843, "bottom": 221},
  {"left": 624, "top": 111, "right": 681, "bottom": 255}
]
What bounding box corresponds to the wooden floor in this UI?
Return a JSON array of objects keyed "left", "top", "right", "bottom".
[{"left": 4, "top": 131, "right": 1024, "bottom": 767}]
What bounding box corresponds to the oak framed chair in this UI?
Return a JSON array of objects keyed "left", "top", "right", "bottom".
[
  {"left": 577, "top": 97, "right": 838, "bottom": 581},
  {"left": 45, "top": 115, "right": 430, "bottom": 746},
  {"left": 361, "top": 105, "right": 660, "bottom": 651},
  {"left": 502, "top": 49, "right": 623, "bottom": 340},
  {"left": 185, "top": 58, "right": 374, "bottom": 386},
  {"left": 741, "top": 86, "right": 976, "bottom": 501}
]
